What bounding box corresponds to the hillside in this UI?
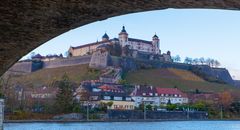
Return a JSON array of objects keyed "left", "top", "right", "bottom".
[
  {"left": 10, "top": 64, "right": 100, "bottom": 87},
  {"left": 125, "top": 68, "right": 240, "bottom": 94},
  {"left": 7, "top": 64, "right": 240, "bottom": 96}
]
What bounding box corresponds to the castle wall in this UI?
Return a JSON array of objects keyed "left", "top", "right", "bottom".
[
  {"left": 89, "top": 50, "right": 110, "bottom": 69},
  {"left": 43, "top": 55, "right": 91, "bottom": 68},
  {"left": 8, "top": 61, "right": 33, "bottom": 74}
]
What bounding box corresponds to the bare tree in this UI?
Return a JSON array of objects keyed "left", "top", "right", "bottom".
[
  {"left": 193, "top": 58, "right": 199, "bottom": 65},
  {"left": 172, "top": 55, "right": 181, "bottom": 63},
  {"left": 214, "top": 60, "right": 221, "bottom": 68},
  {"left": 206, "top": 58, "right": 212, "bottom": 67},
  {"left": 184, "top": 57, "right": 192, "bottom": 64},
  {"left": 199, "top": 57, "right": 205, "bottom": 65}
]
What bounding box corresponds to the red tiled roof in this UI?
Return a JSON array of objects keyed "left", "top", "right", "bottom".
[
  {"left": 128, "top": 38, "right": 152, "bottom": 45},
  {"left": 70, "top": 40, "right": 112, "bottom": 50},
  {"left": 156, "top": 88, "right": 187, "bottom": 98},
  {"left": 98, "top": 85, "right": 123, "bottom": 93},
  {"left": 133, "top": 86, "right": 157, "bottom": 97},
  {"left": 70, "top": 37, "right": 153, "bottom": 50}
]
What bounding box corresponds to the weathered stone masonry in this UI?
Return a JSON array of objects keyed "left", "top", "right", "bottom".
[{"left": 1, "top": 0, "right": 240, "bottom": 75}]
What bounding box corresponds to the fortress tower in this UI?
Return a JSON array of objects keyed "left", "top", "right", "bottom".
[
  {"left": 152, "top": 33, "right": 160, "bottom": 54},
  {"left": 118, "top": 26, "right": 128, "bottom": 47}
]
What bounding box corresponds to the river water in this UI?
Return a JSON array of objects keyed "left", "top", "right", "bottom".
[{"left": 4, "top": 121, "right": 240, "bottom": 130}]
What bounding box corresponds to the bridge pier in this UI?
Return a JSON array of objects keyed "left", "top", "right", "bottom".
[{"left": 0, "top": 99, "right": 4, "bottom": 130}]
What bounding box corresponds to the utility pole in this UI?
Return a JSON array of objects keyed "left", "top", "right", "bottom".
[
  {"left": 187, "top": 106, "right": 189, "bottom": 120},
  {"left": 144, "top": 102, "right": 146, "bottom": 120},
  {"left": 87, "top": 101, "right": 89, "bottom": 121},
  {"left": 220, "top": 105, "right": 223, "bottom": 120}
]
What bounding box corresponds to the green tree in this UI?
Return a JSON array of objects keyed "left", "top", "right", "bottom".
[
  {"left": 166, "top": 104, "right": 177, "bottom": 111},
  {"left": 118, "top": 79, "right": 128, "bottom": 85},
  {"left": 146, "top": 104, "right": 152, "bottom": 110},
  {"left": 193, "top": 101, "right": 206, "bottom": 111},
  {"left": 54, "top": 73, "right": 74, "bottom": 113},
  {"left": 107, "top": 101, "right": 113, "bottom": 109}
]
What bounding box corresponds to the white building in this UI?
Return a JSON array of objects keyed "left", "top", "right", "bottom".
[
  {"left": 131, "top": 85, "right": 160, "bottom": 107},
  {"left": 118, "top": 26, "right": 160, "bottom": 54},
  {"left": 156, "top": 88, "right": 188, "bottom": 105},
  {"left": 130, "top": 86, "right": 188, "bottom": 108}
]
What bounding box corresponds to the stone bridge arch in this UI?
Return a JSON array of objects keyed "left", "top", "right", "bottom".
[{"left": 1, "top": 0, "right": 240, "bottom": 75}]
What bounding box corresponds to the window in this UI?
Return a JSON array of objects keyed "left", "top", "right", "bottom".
[
  {"left": 114, "top": 96, "right": 122, "bottom": 101},
  {"left": 142, "top": 93, "right": 146, "bottom": 96},
  {"left": 149, "top": 93, "right": 153, "bottom": 96},
  {"left": 104, "top": 96, "right": 110, "bottom": 100},
  {"left": 126, "top": 97, "right": 131, "bottom": 101}
]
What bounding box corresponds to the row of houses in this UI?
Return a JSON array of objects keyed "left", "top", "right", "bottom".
[
  {"left": 74, "top": 81, "right": 189, "bottom": 110},
  {"left": 12, "top": 80, "right": 219, "bottom": 112}
]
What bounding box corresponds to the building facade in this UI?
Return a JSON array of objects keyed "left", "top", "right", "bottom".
[
  {"left": 130, "top": 86, "right": 188, "bottom": 108},
  {"left": 156, "top": 88, "right": 188, "bottom": 105},
  {"left": 75, "top": 81, "right": 134, "bottom": 110},
  {"left": 131, "top": 85, "right": 160, "bottom": 107}
]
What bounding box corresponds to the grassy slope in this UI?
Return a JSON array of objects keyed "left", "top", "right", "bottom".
[
  {"left": 10, "top": 65, "right": 240, "bottom": 95},
  {"left": 125, "top": 68, "right": 240, "bottom": 94},
  {"left": 12, "top": 64, "right": 100, "bottom": 87}
]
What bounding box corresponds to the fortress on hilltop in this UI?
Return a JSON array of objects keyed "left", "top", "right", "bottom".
[{"left": 68, "top": 26, "right": 172, "bottom": 62}]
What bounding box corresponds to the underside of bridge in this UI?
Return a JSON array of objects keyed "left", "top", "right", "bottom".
[{"left": 1, "top": 0, "right": 240, "bottom": 76}]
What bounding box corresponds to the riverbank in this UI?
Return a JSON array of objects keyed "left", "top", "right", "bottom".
[{"left": 4, "top": 119, "right": 240, "bottom": 123}]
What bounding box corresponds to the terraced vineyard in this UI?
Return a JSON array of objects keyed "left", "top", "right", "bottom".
[{"left": 125, "top": 68, "right": 240, "bottom": 94}]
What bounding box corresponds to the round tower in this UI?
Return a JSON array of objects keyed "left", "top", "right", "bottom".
[
  {"left": 102, "top": 33, "right": 109, "bottom": 41},
  {"left": 118, "top": 26, "right": 128, "bottom": 46},
  {"left": 152, "top": 33, "right": 160, "bottom": 54}
]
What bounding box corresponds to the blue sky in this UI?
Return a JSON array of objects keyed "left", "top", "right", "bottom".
[{"left": 23, "top": 9, "right": 240, "bottom": 80}]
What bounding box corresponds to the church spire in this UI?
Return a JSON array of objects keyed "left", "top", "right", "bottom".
[{"left": 121, "top": 26, "right": 127, "bottom": 33}]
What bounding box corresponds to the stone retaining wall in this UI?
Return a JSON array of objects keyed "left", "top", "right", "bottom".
[
  {"left": 43, "top": 55, "right": 91, "bottom": 69},
  {"left": 108, "top": 110, "right": 208, "bottom": 120}
]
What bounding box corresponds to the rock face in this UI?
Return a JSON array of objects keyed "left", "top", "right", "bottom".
[{"left": 1, "top": 0, "right": 240, "bottom": 75}]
